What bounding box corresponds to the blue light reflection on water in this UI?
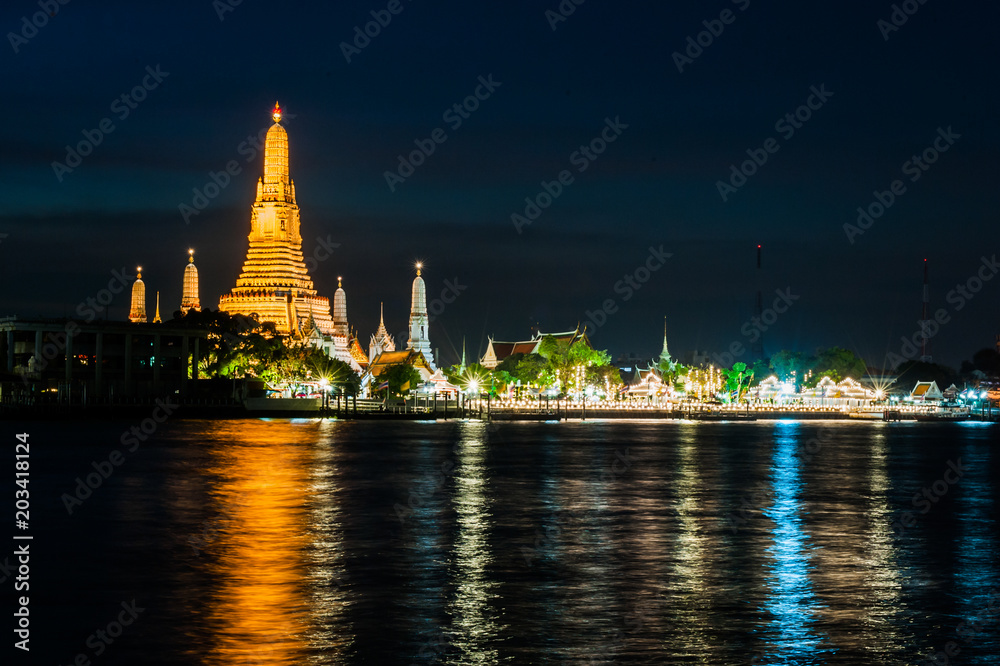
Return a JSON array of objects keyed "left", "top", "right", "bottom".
[
  {"left": 760, "top": 421, "right": 831, "bottom": 663},
  {"left": 950, "top": 437, "right": 999, "bottom": 664}
]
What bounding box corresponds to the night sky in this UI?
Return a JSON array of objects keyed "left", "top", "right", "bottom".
[{"left": 1, "top": 0, "right": 997, "bottom": 369}]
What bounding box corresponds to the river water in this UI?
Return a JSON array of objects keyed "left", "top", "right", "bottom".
[{"left": 10, "top": 418, "right": 1000, "bottom": 664}]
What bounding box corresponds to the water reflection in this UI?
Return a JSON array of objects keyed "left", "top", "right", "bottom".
[
  {"left": 306, "top": 419, "right": 352, "bottom": 662},
  {"left": 446, "top": 423, "right": 503, "bottom": 663},
  {"left": 195, "top": 423, "right": 316, "bottom": 665},
  {"left": 952, "top": 431, "right": 998, "bottom": 662},
  {"left": 858, "top": 429, "right": 907, "bottom": 656},
  {"left": 761, "top": 423, "right": 828, "bottom": 662},
  {"left": 669, "top": 425, "right": 714, "bottom": 663}
]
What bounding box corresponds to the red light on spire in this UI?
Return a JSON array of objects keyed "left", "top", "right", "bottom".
[{"left": 272, "top": 101, "right": 282, "bottom": 123}]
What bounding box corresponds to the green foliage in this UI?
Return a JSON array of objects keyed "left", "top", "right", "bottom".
[
  {"left": 309, "top": 353, "right": 361, "bottom": 396},
  {"left": 895, "top": 361, "right": 959, "bottom": 391},
  {"left": 378, "top": 364, "right": 422, "bottom": 398},
  {"left": 722, "top": 361, "right": 754, "bottom": 402},
  {"left": 769, "top": 350, "right": 807, "bottom": 383},
  {"left": 515, "top": 353, "right": 552, "bottom": 386},
  {"left": 807, "top": 347, "right": 866, "bottom": 387},
  {"left": 749, "top": 358, "right": 771, "bottom": 386}
]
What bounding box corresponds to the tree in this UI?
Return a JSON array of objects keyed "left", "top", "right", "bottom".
[
  {"left": 309, "top": 352, "right": 361, "bottom": 396},
  {"left": 749, "top": 358, "right": 771, "bottom": 386},
  {"left": 515, "top": 353, "right": 552, "bottom": 386},
  {"left": 971, "top": 348, "right": 1000, "bottom": 377},
  {"left": 770, "top": 350, "right": 807, "bottom": 383},
  {"left": 895, "top": 361, "right": 959, "bottom": 391},
  {"left": 378, "top": 364, "right": 422, "bottom": 398},
  {"left": 722, "top": 361, "right": 754, "bottom": 403},
  {"left": 808, "top": 347, "right": 866, "bottom": 386}
]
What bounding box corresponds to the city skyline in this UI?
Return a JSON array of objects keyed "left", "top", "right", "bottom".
[{"left": 1, "top": 1, "right": 998, "bottom": 368}]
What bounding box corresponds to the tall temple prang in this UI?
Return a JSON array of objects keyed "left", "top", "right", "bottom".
[
  {"left": 129, "top": 266, "right": 146, "bottom": 323},
  {"left": 218, "top": 102, "right": 334, "bottom": 336},
  {"left": 406, "top": 262, "right": 435, "bottom": 370},
  {"left": 180, "top": 249, "right": 201, "bottom": 314},
  {"left": 304, "top": 276, "right": 361, "bottom": 372}
]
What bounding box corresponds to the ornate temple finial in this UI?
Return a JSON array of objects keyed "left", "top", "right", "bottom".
[
  {"left": 416, "top": 261, "right": 422, "bottom": 277},
  {"left": 137, "top": 266, "right": 142, "bottom": 278},
  {"left": 272, "top": 101, "right": 282, "bottom": 123},
  {"left": 338, "top": 276, "right": 343, "bottom": 288},
  {"left": 154, "top": 291, "right": 162, "bottom": 323},
  {"left": 189, "top": 248, "right": 194, "bottom": 263}
]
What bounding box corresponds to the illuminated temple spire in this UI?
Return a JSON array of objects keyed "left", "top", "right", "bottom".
[
  {"left": 333, "top": 276, "right": 348, "bottom": 337},
  {"left": 153, "top": 291, "right": 162, "bottom": 324},
  {"left": 369, "top": 302, "right": 395, "bottom": 362},
  {"left": 407, "top": 262, "right": 434, "bottom": 369},
  {"left": 129, "top": 266, "right": 146, "bottom": 323},
  {"left": 661, "top": 316, "right": 670, "bottom": 361},
  {"left": 218, "top": 103, "right": 334, "bottom": 335},
  {"left": 180, "top": 249, "right": 201, "bottom": 314}
]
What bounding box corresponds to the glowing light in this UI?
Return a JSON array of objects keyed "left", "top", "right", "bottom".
[{"left": 272, "top": 101, "right": 282, "bottom": 123}]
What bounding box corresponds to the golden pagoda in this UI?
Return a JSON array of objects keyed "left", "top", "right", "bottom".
[
  {"left": 180, "top": 249, "right": 201, "bottom": 314},
  {"left": 129, "top": 266, "right": 146, "bottom": 323},
  {"left": 218, "top": 102, "right": 334, "bottom": 336}
]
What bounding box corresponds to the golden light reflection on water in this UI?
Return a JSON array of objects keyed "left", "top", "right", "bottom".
[
  {"left": 192, "top": 421, "right": 324, "bottom": 666},
  {"left": 670, "top": 425, "right": 714, "bottom": 663},
  {"left": 447, "top": 423, "right": 503, "bottom": 663},
  {"left": 859, "top": 430, "right": 907, "bottom": 651}
]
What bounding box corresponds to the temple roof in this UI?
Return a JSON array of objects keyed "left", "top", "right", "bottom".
[{"left": 368, "top": 349, "right": 431, "bottom": 377}]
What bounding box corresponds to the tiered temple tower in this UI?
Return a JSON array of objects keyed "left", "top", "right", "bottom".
[
  {"left": 180, "top": 249, "right": 201, "bottom": 314},
  {"left": 368, "top": 303, "right": 395, "bottom": 362},
  {"left": 129, "top": 266, "right": 146, "bottom": 323},
  {"left": 333, "top": 277, "right": 348, "bottom": 338},
  {"left": 218, "top": 102, "right": 334, "bottom": 336},
  {"left": 407, "top": 262, "right": 435, "bottom": 369}
]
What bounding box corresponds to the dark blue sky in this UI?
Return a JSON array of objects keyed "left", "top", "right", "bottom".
[{"left": 1, "top": 0, "right": 997, "bottom": 369}]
